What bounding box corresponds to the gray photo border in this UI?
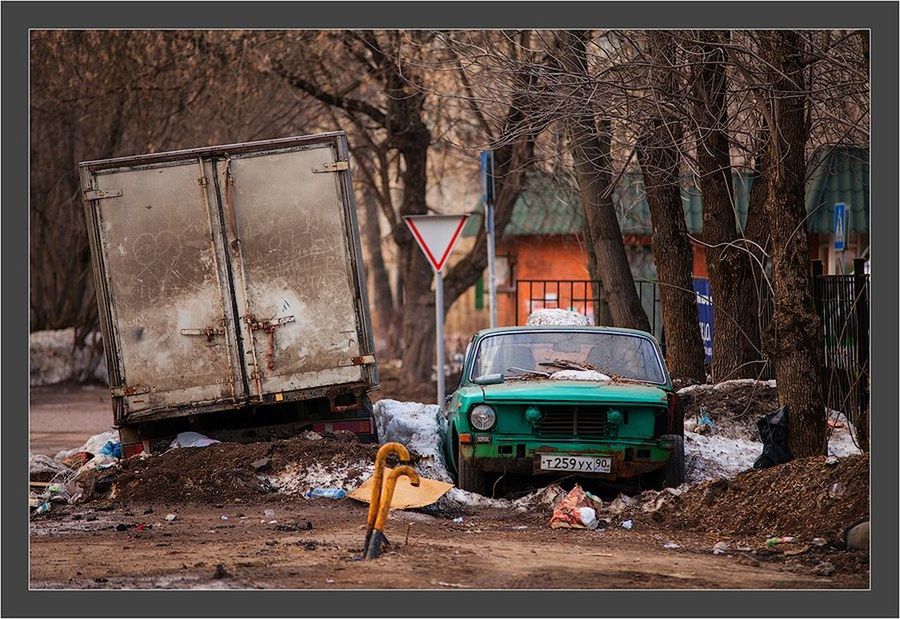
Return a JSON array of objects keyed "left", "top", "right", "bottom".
[{"left": 4, "top": 2, "right": 897, "bottom": 617}]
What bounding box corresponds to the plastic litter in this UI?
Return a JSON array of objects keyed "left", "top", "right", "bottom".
[
  {"left": 165, "top": 513, "right": 177, "bottom": 522},
  {"left": 549, "top": 485, "right": 599, "bottom": 529},
  {"left": 305, "top": 487, "right": 347, "bottom": 500},
  {"left": 35, "top": 502, "right": 51, "bottom": 515},
  {"left": 169, "top": 432, "right": 219, "bottom": 449},
  {"left": 753, "top": 406, "right": 793, "bottom": 469},
  {"left": 620, "top": 519, "right": 633, "bottom": 530},
  {"left": 263, "top": 509, "right": 275, "bottom": 519},
  {"left": 696, "top": 406, "right": 715, "bottom": 434},
  {"left": 452, "top": 517, "right": 464, "bottom": 523},
  {"left": 811, "top": 537, "right": 827, "bottom": 547},
  {"left": 662, "top": 541, "right": 680, "bottom": 549},
  {"left": 712, "top": 541, "right": 730, "bottom": 555},
  {"left": 99, "top": 441, "right": 122, "bottom": 459},
  {"left": 61, "top": 451, "right": 94, "bottom": 470},
  {"left": 765, "top": 535, "right": 796, "bottom": 547}
]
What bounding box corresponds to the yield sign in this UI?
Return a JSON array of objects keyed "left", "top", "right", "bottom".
[{"left": 404, "top": 214, "right": 470, "bottom": 272}]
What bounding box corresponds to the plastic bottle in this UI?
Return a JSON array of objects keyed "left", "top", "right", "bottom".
[{"left": 305, "top": 487, "right": 347, "bottom": 499}]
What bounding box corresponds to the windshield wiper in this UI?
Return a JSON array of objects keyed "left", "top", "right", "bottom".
[{"left": 505, "top": 367, "right": 550, "bottom": 381}]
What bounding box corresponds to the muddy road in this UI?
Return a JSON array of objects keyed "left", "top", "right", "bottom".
[{"left": 30, "top": 496, "right": 866, "bottom": 590}]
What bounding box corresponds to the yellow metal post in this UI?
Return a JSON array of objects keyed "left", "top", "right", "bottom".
[
  {"left": 364, "top": 465, "right": 420, "bottom": 560},
  {"left": 364, "top": 443, "right": 410, "bottom": 555}
]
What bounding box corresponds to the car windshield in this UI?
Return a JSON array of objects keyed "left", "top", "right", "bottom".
[{"left": 471, "top": 331, "right": 666, "bottom": 384}]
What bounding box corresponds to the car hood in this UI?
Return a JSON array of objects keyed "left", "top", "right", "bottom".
[{"left": 479, "top": 380, "right": 669, "bottom": 406}]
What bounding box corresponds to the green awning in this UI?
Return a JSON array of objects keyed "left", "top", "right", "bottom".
[{"left": 463, "top": 145, "right": 868, "bottom": 238}]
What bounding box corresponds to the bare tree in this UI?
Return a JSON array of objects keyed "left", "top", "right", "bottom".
[
  {"left": 557, "top": 30, "right": 650, "bottom": 332},
  {"left": 687, "top": 31, "right": 764, "bottom": 381},
  {"left": 758, "top": 30, "right": 827, "bottom": 458},
  {"left": 634, "top": 31, "right": 706, "bottom": 382}
]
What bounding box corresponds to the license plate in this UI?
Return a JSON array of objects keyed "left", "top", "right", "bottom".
[{"left": 538, "top": 454, "right": 612, "bottom": 473}]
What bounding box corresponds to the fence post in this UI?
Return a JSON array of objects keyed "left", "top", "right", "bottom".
[{"left": 853, "top": 257, "right": 869, "bottom": 451}]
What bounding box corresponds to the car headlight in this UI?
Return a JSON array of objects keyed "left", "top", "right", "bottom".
[{"left": 469, "top": 405, "right": 496, "bottom": 431}]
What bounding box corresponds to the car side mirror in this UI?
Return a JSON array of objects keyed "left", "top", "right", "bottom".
[{"left": 473, "top": 373, "right": 504, "bottom": 386}]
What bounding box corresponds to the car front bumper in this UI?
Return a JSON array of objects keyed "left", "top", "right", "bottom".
[{"left": 459, "top": 435, "right": 675, "bottom": 479}]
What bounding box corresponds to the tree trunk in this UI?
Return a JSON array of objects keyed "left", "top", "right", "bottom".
[
  {"left": 760, "top": 30, "right": 826, "bottom": 458},
  {"left": 359, "top": 183, "right": 399, "bottom": 356},
  {"left": 395, "top": 125, "right": 437, "bottom": 390},
  {"left": 636, "top": 31, "right": 706, "bottom": 383},
  {"left": 637, "top": 120, "right": 707, "bottom": 382},
  {"left": 693, "top": 31, "right": 762, "bottom": 380},
  {"left": 560, "top": 30, "right": 651, "bottom": 333},
  {"left": 582, "top": 228, "right": 613, "bottom": 326}
]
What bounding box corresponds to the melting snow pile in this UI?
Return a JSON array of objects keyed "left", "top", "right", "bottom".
[
  {"left": 265, "top": 459, "right": 374, "bottom": 495},
  {"left": 684, "top": 432, "right": 760, "bottom": 482},
  {"left": 373, "top": 399, "right": 452, "bottom": 483},
  {"left": 30, "top": 328, "right": 108, "bottom": 386},
  {"left": 550, "top": 370, "right": 611, "bottom": 382},
  {"left": 525, "top": 309, "right": 591, "bottom": 327}
]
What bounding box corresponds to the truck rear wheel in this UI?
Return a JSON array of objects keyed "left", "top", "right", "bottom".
[{"left": 456, "top": 440, "right": 488, "bottom": 496}]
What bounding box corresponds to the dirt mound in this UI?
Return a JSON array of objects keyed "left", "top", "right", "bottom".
[
  {"left": 679, "top": 380, "right": 779, "bottom": 440},
  {"left": 657, "top": 454, "right": 868, "bottom": 541},
  {"left": 107, "top": 433, "right": 377, "bottom": 505}
]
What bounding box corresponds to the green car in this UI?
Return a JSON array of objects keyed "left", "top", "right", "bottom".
[{"left": 442, "top": 325, "right": 685, "bottom": 494}]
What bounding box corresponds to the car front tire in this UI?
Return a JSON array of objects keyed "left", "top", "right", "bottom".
[
  {"left": 648, "top": 434, "right": 685, "bottom": 489},
  {"left": 456, "top": 439, "right": 488, "bottom": 495}
]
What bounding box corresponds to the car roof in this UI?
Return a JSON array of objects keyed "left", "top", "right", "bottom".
[{"left": 472, "top": 325, "right": 658, "bottom": 340}]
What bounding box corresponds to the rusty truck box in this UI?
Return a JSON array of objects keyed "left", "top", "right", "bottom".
[{"left": 79, "top": 133, "right": 377, "bottom": 440}]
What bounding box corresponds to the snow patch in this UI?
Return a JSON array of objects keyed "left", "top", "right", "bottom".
[
  {"left": 30, "top": 329, "right": 108, "bottom": 386},
  {"left": 525, "top": 309, "right": 591, "bottom": 327},
  {"left": 550, "top": 370, "right": 611, "bottom": 382},
  {"left": 684, "top": 431, "right": 760, "bottom": 482},
  {"left": 676, "top": 378, "right": 776, "bottom": 398},
  {"left": 263, "top": 461, "right": 373, "bottom": 495},
  {"left": 373, "top": 399, "right": 452, "bottom": 483}
]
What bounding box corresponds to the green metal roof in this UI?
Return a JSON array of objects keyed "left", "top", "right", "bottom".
[{"left": 463, "top": 145, "right": 868, "bottom": 238}]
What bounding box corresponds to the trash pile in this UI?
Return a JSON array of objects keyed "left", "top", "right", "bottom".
[
  {"left": 640, "top": 453, "right": 869, "bottom": 543},
  {"left": 678, "top": 380, "right": 862, "bottom": 482},
  {"left": 30, "top": 432, "right": 124, "bottom": 514},
  {"left": 110, "top": 432, "right": 376, "bottom": 504}
]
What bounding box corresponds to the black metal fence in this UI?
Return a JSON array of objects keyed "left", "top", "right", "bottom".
[
  {"left": 813, "top": 259, "right": 870, "bottom": 449},
  {"left": 516, "top": 264, "right": 870, "bottom": 444}
]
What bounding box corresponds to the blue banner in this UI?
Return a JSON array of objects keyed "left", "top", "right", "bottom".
[{"left": 693, "top": 278, "right": 713, "bottom": 364}]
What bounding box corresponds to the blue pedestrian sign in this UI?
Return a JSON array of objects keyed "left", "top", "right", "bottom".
[
  {"left": 833, "top": 202, "right": 847, "bottom": 251},
  {"left": 692, "top": 278, "right": 714, "bottom": 364}
]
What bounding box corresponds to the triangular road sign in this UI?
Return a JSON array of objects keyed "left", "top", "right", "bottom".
[{"left": 404, "top": 214, "right": 470, "bottom": 272}]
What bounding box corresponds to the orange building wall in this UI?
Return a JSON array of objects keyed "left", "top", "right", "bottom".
[{"left": 497, "top": 236, "right": 592, "bottom": 326}]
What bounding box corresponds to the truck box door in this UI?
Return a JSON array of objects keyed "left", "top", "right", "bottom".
[
  {"left": 88, "top": 161, "right": 243, "bottom": 413},
  {"left": 221, "top": 146, "right": 365, "bottom": 397}
]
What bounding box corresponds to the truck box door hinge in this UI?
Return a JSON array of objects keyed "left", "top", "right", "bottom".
[
  {"left": 312, "top": 161, "right": 350, "bottom": 173},
  {"left": 84, "top": 188, "right": 123, "bottom": 201},
  {"left": 111, "top": 385, "right": 151, "bottom": 397},
  {"left": 341, "top": 354, "right": 376, "bottom": 367}
]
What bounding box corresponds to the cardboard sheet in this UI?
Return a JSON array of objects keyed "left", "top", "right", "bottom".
[{"left": 348, "top": 467, "right": 453, "bottom": 509}]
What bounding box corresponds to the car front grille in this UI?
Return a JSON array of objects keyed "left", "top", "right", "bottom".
[{"left": 537, "top": 407, "right": 609, "bottom": 439}]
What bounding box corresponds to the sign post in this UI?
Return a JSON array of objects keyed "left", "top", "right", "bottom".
[
  {"left": 480, "top": 151, "right": 498, "bottom": 328},
  {"left": 404, "top": 214, "right": 470, "bottom": 409}
]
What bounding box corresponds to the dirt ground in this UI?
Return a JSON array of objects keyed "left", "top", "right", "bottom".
[
  {"left": 29, "top": 497, "right": 867, "bottom": 590},
  {"left": 29, "top": 380, "right": 869, "bottom": 590}
]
